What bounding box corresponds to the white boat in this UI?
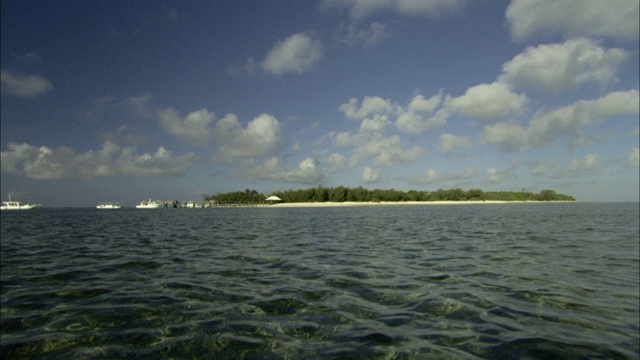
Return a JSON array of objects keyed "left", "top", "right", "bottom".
[
  {"left": 1, "top": 197, "right": 42, "bottom": 210},
  {"left": 136, "top": 199, "right": 164, "bottom": 209},
  {"left": 97, "top": 202, "right": 121, "bottom": 209}
]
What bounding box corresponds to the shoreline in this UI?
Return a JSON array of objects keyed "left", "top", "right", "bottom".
[{"left": 267, "top": 200, "right": 576, "bottom": 208}]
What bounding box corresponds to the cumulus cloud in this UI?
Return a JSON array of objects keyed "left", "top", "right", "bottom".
[
  {"left": 339, "top": 93, "right": 447, "bottom": 134},
  {"left": 326, "top": 152, "right": 348, "bottom": 171},
  {"left": 158, "top": 108, "right": 215, "bottom": 146},
  {"left": 359, "top": 115, "right": 392, "bottom": 134},
  {"left": 1, "top": 141, "right": 194, "bottom": 179},
  {"left": 214, "top": 113, "right": 283, "bottom": 161},
  {"left": 506, "top": 0, "right": 639, "bottom": 41},
  {"left": 246, "top": 157, "right": 324, "bottom": 184},
  {"left": 362, "top": 167, "right": 382, "bottom": 182},
  {"left": 339, "top": 96, "right": 396, "bottom": 120},
  {"left": 329, "top": 130, "right": 423, "bottom": 166},
  {"left": 481, "top": 90, "right": 639, "bottom": 151},
  {"left": 395, "top": 93, "right": 446, "bottom": 133},
  {"left": 627, "top": 148, "right": 639, "bottom": 168},
  {"left": 500, "top": 38, "right": 627, "bottom": 93},
  {"left": 325, "top": 0, "right": 467, "bottom": 21},
  {"left": 261, "top": 33, "right": 323, "bottom": 75},
  {"left": 1, "top": 69, "right": 53, "bottom": 97},
  {"left": 445, "top": 82, "right": 528, "bottom": 122},
  {"left": 352, "top": 134, "right": 424, "bottom": 166},
  {"left": 438, "top": 133, "right": 473, "bottom": 154},
  {"left": 571, "top": 152, "right": 601, "bottom": 173},
  {"left": 330, "top": 131, "right": 355, "bottom": 147}
]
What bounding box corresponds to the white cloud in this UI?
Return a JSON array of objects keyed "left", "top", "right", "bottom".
[
  {"left": 482, "top": 90, "right": 639, "bottom": 151},
  {"left": 0, "top": 141, "right": 194, "bottom": 179},
  {"left": 506, "top": 0, "right": 639, "bottom": 41},
  {"left": 284, "top": 157, "right": 324, "bottom": 183},
  {"left": 438, "top": 133, "right": 473, "bottom": 154},
  {"left": 1, "top": 69, "right": 53, "bottom": 97},
  {"left": 571, "top": 152, "right": 601, "bottom": 172},
  {"left": 334, "top": 95, "right": 437, "bottom": 165},
  {"left": 359, "top": 114, "right": 392, "bottom": 134},
  {"left": 339, "top": 96, "right": 396, "bottom": 120},
  {"left": 500, "top": 38, "right": 627, "bottom": 93},
  {"left": 362, "top": 167, "right": 381, "bottom": 182},
  {"left": 330, "top": 130, "right": 423, "bottom": 167},
  {"left": 481, "top": 121, "right": 529, "bottom": 152},
  {"left": 325, "top": 0, "right": 466, "bottom": 21},
  {"left": 214, "top": 113, "right": 283, "bottom": 161},
  {"left": 445, "top": 82, "right": 528, "bottom": 121},
  {"left": 261, "top": 33, "right": 323, "bottom": 75},
  {"left": 330, "top": 131, "right": 355, "bottom": 147},
  {"left": 246, "top": 157, "right": 324, "bottom": 184},
  {"left": 395, "top": 93, "right": 446, "bottom": 133},
  {"left": 352, "top": 134, "right": 424, "bottom": 166},
  {"left": 627, "top": 148, "right": 639, "bottom": 168},
  {"left": 326, "top": 152, "right": 348, "bottom": 171},
  {"left": 158, "top": 108, "right": 215, "bottom": 146}
]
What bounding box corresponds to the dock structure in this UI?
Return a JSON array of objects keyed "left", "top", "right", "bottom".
[
  {"left": 134, "top": 200, "right": 276, "bottom": 208},
  {"left": 155, "top": 200, "right": 271, "bottom": 208},
  {"left": 207, "top": 202, "right": 269, "bottom": 208}
]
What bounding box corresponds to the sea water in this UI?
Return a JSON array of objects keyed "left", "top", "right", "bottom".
[{"left": 1, "top": 203, "right": 638, "bottom": 358}]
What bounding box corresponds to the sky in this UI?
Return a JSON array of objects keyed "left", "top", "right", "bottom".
[{"left": 1, "top": 0, "right": 638, "bottom": 207}]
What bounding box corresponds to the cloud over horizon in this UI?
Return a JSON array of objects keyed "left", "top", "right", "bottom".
[{"left": 1, "top": 141, "right": 195, "bottom": 180}]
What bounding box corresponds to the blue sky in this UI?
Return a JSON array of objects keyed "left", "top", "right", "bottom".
[{"left": 1, "top": 0, "right": 638, "bottom": 207}]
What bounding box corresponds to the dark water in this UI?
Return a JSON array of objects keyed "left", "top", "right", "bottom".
[{"left": 1, "top": 203, "right": 638, "bottom": 359}]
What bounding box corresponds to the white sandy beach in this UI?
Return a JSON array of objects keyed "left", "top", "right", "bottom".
[{"left": 267, "top": 200, "right": 571, "bottom": 207}]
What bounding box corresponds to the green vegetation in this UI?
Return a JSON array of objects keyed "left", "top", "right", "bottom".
[
  {"left": 203, "top": 189, "right": 265, "bottom": 204},
  {"left": 204, "top": 187, "right": 575, "bottom": 203}
]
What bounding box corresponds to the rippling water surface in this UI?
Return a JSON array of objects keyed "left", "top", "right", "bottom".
[{"left": 1, "top": 203, "right": 639, "bottom": 359}]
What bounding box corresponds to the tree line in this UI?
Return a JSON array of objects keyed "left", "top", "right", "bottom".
[{"left": 204, "top": 187, "right": 575, "bottom": 203}]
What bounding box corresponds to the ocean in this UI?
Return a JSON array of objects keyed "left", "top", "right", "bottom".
[{"left": 1, "top": 202, "right": 638, "bottom": 359}]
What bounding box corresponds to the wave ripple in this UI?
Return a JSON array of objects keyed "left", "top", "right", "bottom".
[{"left": 1, "top": 203, "right": 638, "bottom": 358}]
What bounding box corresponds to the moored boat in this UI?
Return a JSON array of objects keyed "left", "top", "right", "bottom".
[
  {"left": 97, "top": 202, "right": 121, "bottom": 209},
  {"left": 136, "top": 199, "right": 164, "bottom": 208}
]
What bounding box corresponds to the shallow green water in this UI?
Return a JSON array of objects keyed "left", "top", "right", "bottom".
[{"left": 1, "top": 203, "right": 638, "bottom": 358}]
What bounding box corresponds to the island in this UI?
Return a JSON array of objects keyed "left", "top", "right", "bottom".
[{"left": 203, "top": 187, "right": 575, "bottom": 206}]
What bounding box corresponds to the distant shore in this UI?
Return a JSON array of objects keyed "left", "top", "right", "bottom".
[{"left": 267, "top": 200, "right": 575, "bottom": 208}]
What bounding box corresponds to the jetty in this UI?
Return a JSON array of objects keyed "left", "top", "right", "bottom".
[{"left": 140, "top": 200, "right": 271, "bottom": 208}]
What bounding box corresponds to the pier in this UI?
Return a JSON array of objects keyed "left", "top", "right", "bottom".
[{"left": 154, "top": 200, "right": 271, "bottom": 208}]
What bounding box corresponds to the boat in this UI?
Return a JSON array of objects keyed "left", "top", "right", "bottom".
[
  {"left": 97, "top": 202, "right": 121, "bottom": 209},
  {"left": 1, "top": 196, "right": 42, "bottom": 210},
  {"left": 136, "top": 199, "right": 164, "bottom": 209}
]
